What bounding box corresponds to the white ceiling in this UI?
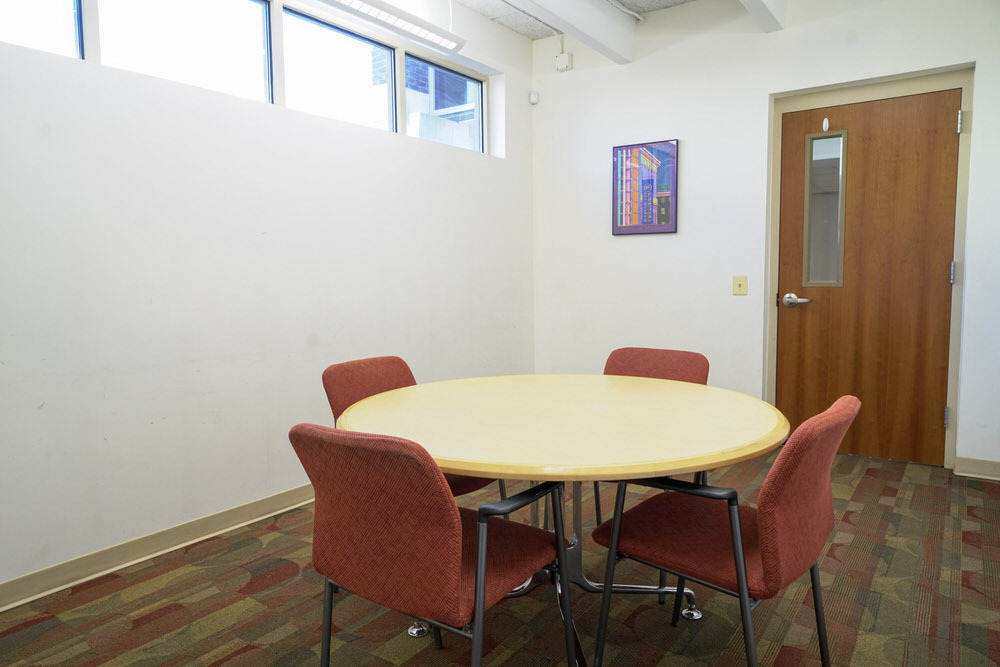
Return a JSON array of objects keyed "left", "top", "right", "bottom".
[{"left": 456, "top": 0, "right": 698, "bottom": 40}]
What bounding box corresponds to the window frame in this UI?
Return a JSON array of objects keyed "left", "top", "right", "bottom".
[
  {"left": 802, "top": 129, "right": 848, "bottom": 288},
  {"left": 11, "top": 0, "right": 490, "bottom": 153},
  {"left": 281, "top": 5, "right": 397, "bottom": 132},
  {"left": 73, "top": 0, "right": 84, "bottom": 58},
  {"left": 93, "top": 0, "right": 274, "bottom": 103},
  {"left": 279, "top": 0, "right": 489, "bottom": 152},
  {"left": 0, "top": 0, "right": 86, "bottom": 59},
  {"left": 402, "top": 51, "right": 485, "bottom": 153},
  {"left": 261, "top": 0, "right": 275, "bottom": 103}
]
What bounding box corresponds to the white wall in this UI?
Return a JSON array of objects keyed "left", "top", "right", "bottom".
[
  {"left": 0, "top": 6, "right": 535, "bottom": 583},
  {"left": 4, "top": 0, "right": 999, "bottom": 589},
  {"left": 530, "top": 0, "right": 1000, "bottom": 460}
]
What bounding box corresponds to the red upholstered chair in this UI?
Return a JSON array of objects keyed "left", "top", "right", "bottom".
[
  {"left": 592, "top": 396, "right": 861, "bottom": 667},
  {"left": 596, "top": 347, "right": 711, "bottom": 524},
  {"left": 322, "top": 356, "right": 500, "bottom": 499},
  {"left": 603, "top": 346, "right": 710, "bottom": 385},
  {"left": 289, "top": 424, "right": 577, "bottom": 667}
]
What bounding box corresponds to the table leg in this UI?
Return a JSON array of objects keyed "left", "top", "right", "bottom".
[
  {"left": 509, "top": 487, "right": 589, "bottom": 664},
  {"left": 553, "top": 563, "right": 589, "bottom": 666},
  {"left": 504, "top": 480, "right": 701, "bottom": 666},
  {"left": 530, "top": 481, "right": 540, "bottom": 527}
]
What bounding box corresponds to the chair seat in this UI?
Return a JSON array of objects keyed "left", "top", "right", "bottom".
[
  {"left": 450, "top": 508, "right": 557, "bottom": 627},
  {"left": 446, "top": 474, "right": 496, "bottom": 497},
  {"left": 592, "top": 491, "right": 774, "bottom": 600}
]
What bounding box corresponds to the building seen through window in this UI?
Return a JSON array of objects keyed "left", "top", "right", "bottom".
[{"left": 405, "top": 54, "right": 483, "bottom": 152}]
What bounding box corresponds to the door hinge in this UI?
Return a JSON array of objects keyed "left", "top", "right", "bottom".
[
  {"left": 950, "top": 260, "right": 956, "bottom": 284},
  {"left": 957, "top": 110, "right": 964, "bottom": 134},
  {"left": 944, "top": 406, "right": 950, "bottom": 430}
]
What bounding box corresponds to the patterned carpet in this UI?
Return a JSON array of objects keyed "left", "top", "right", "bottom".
[{"left": 1, "top": 452, "right": 998, "bottom": 666}]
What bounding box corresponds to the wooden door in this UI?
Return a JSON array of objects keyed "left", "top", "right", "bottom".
[{"left": 776, "top": 89, "right": 961, "bottom": 465}]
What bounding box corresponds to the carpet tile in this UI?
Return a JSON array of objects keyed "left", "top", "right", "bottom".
[{"left": 2, "top": 452, "right": 999, "bottom": 665}]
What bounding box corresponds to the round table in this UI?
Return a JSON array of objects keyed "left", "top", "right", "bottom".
[
  {"left": 337, "top": 374, "right": 790, "bottom": 663},
  {"left": 337, "top": 374, "right": 790, "bottom": 481}
]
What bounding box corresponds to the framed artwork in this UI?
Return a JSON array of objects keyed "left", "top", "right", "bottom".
[{"left": 612, "top": 139, "right": 678, "bottom": 235}]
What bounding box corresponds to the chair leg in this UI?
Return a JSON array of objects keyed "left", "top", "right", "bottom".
[
  {"left": 321, "top": 579, "right": 335, "bottom": 667},
  {"left": 695, "top": 470, "right": 708, "bottom": 485},
  {"left": 543, "top": 496, "right": 550, "bottom": 531},
  {"left": 551, "top": 484, "right": 578, "bottom": 665},
  {"left": 594, "top": 481, "right": 628, "bottom": 667},
  {"left": 432, "top": 626, "right": 443, "bottom": 649},
  {"left": 671, "top": 576, "right": 686, "bottom": 626},
  {"left": 471, "top": 520, "right": 489, "bottom": 667},
  {"left": 658, "top": 570, "right": 667, "bottom": 605},
  {"left": 811, "top": 562, "right": 831, "bottom": 667},
  {"left": 498, "top": 480, "right": 509, "bottom": 520},
  {"left": 728, "top": 500, "right": 757, "bottom": 667},
  {"left": 594, "top": 481, "right": 603, "bottom": 525}
]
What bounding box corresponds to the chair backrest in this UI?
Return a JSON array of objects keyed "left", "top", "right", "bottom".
[
  {"left": 288, "top": 423, "right": 466, "bottom": 625},
  {"left": 604, "top": 347, "right": 710, "bottom": 385},
  {"left": 756, "top": 396, "right": 861, "bottom": 595},
  {"left": 322, "top": 356, "right": 416, "bottom": 421}
]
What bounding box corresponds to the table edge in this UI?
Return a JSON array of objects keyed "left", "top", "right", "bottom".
[{"left": 337, "top": 374, "right": 792, "bottom": 481}]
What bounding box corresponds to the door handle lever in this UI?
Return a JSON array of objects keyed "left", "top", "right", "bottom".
[{"left": 782, "top": 293, "right": 812, "bottom": 308}]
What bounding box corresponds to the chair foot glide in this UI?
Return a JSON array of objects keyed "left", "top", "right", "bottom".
[{"left": 407, "top": 621, "right": 428, "bottom": 638}]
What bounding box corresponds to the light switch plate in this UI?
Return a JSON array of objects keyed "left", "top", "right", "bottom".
[{"left": 733, "top": 275, "right": 748, "bottom": 296}]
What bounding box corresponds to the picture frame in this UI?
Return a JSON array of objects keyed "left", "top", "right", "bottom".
[{"left": 612, "top": 139, "right": 678, "bottom": 235}]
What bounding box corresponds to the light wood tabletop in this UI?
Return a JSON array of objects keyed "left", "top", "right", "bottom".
[{"left": 337, "top": 374, "right": 790, "bottom": 482}]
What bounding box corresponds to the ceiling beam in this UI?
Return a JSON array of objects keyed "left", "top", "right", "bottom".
[
  {"left": 504, "top": 0, "right": 636, "bottom": 64},
  {"left": 738, "top": 0, "right": 787, "bottom": 32}
]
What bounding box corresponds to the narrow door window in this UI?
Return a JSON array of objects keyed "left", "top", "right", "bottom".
[{"left": 803, "top": 131, "right": 847, "bottom": 286}]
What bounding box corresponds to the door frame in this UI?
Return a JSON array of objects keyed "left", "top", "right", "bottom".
[{"left": 763, "top": 65, "right": 975, "bottom": 469}]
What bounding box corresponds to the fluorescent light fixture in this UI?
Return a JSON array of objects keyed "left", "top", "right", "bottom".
[{"left": 322, "top": 0, "right": 466, "bottom": 53}]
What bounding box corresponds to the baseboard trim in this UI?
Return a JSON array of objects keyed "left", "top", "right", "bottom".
[
  {"left": 0, "top": 484, "right": 314, "bottom": 613},
  {"left": 954, "top": 456, "right": 1000, "bottom": 482}
]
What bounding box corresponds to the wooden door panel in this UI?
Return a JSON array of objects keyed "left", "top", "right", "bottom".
[{"left": 776, "top": 90, "right": 960, "bottom": 465}]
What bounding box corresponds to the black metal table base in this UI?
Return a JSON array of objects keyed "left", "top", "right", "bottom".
[
  {"left": 415, "top": 481, "right": 703, "bottom": 666},
  {"left": 507, "top": 482, "right": 702, "bottom": 666},
  {"left": 565, "top": 482, "right": 700, "bottom": 614}
]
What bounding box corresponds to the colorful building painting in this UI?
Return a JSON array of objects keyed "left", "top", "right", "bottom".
[
  {"left": 616, "top": 146, "right": 661, "bottom": 227},
  {"left": 612, "top": 140, "right": 678, "bottom": 235}
]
